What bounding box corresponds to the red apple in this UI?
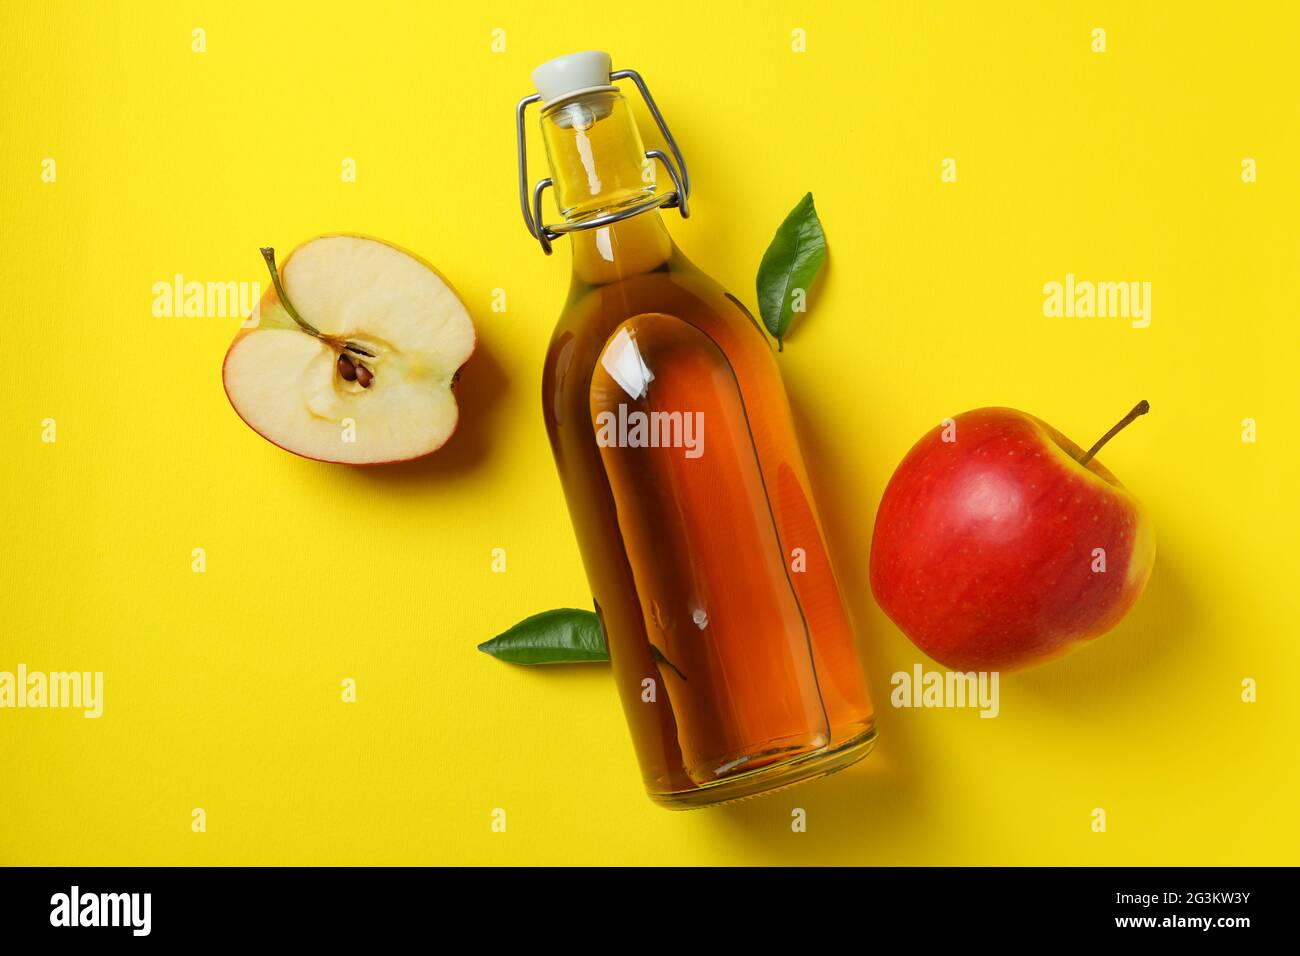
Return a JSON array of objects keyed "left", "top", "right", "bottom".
[{"left": 869, "top": 403, "right": 1156, "bottom": 671}]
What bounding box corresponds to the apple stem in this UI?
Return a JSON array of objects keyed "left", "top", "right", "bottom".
[
  {"left": 1078, "top": 400, "right": 1150, "bottom": 467},
  {"left": 260, "top": 247, "right": 323, "bottom": 339},
  {"left": 259, "top": 248, "right": 376, "bottom": 359}
]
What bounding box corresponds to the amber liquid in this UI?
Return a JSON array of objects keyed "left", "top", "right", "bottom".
[{"left": 542, "top": 208, "right": 875, "bottom": 806}]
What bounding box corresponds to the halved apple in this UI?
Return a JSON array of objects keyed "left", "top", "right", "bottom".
[{"left": 222, "top": 235, "right": 475, "bottom": 464}]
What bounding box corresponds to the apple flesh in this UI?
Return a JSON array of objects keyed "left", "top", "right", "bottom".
[
  {"left": 223, "top": 235, "right": 475, "bottom": 464},
  {"left": 869, "top": 405, "right": 1155, "bottom": 671}
]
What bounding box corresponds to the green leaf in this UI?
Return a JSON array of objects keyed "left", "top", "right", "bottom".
[
  {"left": 755, "top": 192, "right": 827, "bottom": 350},
  {"left": 477, "top": 609, "right": 609, "bottom": 665}
]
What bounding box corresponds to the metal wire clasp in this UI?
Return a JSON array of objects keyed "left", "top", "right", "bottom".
[{"left": 515, "top": 69, "right": 691, "bottom": 255}]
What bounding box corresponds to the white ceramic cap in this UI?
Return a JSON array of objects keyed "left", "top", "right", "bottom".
[{"left": 532, "top": 50, "right": 613, "bottom": 105}]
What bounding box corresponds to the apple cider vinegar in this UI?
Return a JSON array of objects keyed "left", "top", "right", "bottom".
[{"left": 519, "top": 52, "right": 875, "bottom": 807}]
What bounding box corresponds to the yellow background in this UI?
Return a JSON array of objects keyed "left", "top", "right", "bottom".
[{"left": 2, "top": 1, "right": 1296, "bottom": 865}]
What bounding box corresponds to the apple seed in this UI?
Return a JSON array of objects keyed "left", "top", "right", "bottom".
[
  {"left": 337, "top": 353, "right": 358, "bottom": 382},
  {"left": 355, "top": 363, "right": 373, "bottom": 388}
]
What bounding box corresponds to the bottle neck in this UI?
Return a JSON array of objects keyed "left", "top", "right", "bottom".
[
  {"left": 540, "top": 89, "right": 674, "bottom": 284},
  {"left": 567, "top": 209, "right": 673, "bottom": 286}
]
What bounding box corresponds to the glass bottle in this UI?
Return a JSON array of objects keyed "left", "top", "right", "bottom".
[{"left": 518, "top": 52, "right": 876, "bottom": 808}]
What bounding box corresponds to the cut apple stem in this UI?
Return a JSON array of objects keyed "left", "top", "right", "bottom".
[
  {"left": 260, "top": 247, "right": 324, "bottom": 339},
  {"left": 259, "top": 247, "right": 377, "bottom": 382},
  {"left": 1078, "top": 400, "right": 1150, "bottom": 467}
]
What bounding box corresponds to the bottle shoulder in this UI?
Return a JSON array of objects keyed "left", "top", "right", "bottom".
[
  {"left": 546, "top": 255, "right": 772, "bottom": 366},
  {"left": 542, "top": 254, "right": 787, "bottom": 436}
]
